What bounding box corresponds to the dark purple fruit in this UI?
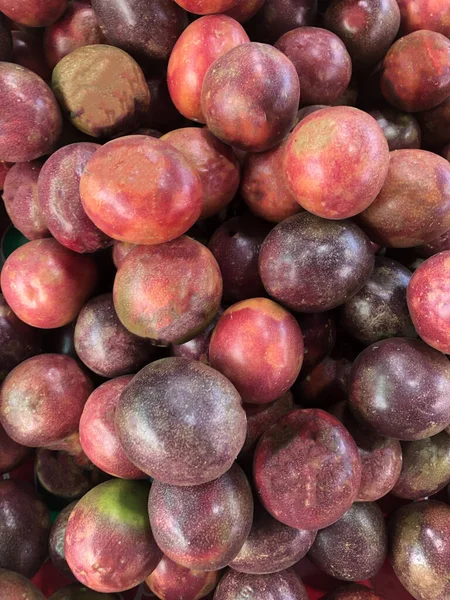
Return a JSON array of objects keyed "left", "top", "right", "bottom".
[
  {"left": 322, "top": 584, "right": 385, "bottom": 599},
  {"left": 170, "top": 308, "right": 222, "bottom": 364},
  {"left": 49, "top": 502, "right": 77, "bottom": 576},
  {"left": 369, "top": 108, "right": 421, "bottom": 151},
  {"left": 213, "top": 568, "right": 308, "bottom": 600},
  {"left": 0, "top": 12, "right": 12, "bottom": 61},
  {"left": 297, "top": 312, "right": 336, "bottom": 371},
  {"left": 247, "top": 0, "right": 318, "bottom": 44}
]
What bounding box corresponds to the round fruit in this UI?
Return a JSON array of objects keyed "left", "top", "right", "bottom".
[
  {"left": 0, "top": 13, "right": 12, "bottom": 61},
  {"left": 349, "top": 338, "right": 450, "bottom": 440},
  {"left": 397, "top": 0, "right": 450, "bottom": 37},
  {"left": 0, "top": 570, "right": 45, "bottom": 600},
  {"left": 148, "top": 463, "right": 253, "bottom": 571},
  {"left": 0, "top": 0, "right": 69, "bottom": 27},
  {"left": 322, "top": 584, "right": 385, "bottom": 600},
  {"left": 80, "top": 136, "right": 202, "bottom": 245},
  {"left": 369, "top": 108, "right": 421, "bottom": 151},
  {"left": 49, "top": 584, "right": 119, "bottom": 599},
  {"left": 171, "top": 308, "right": 222, "bottom": 364},
  {"left": 112, "top": 242, "right": 137, "bottom": 269},
  {"left": 213, "top": 568, "right": 308, "bottom": 600},
  {"left": 254, "top": 408, "right": 361, "bottom": 530},
  {"left": 12, "top": 31, "right": 52, "bottom": 81},
  {"left": 247, "top": 0, "right": 317, "bottom": 44},
  {"left": 298, "top": 312, "right": 336, "bottom": 371},
  {"left": 419, "top": 96, "right": 450, "bottom": 147},
  {"left": 0, "top": 425, "right": 31, "bottom": 474},
  {"left": 49, "top": 501, "right": 77, "bottom": 576}
]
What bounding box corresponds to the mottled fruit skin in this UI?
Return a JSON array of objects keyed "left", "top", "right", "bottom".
[
  {"left": 75, "top": 294, "right": 157, "bottom": 378},
  {"left": 0, "top": 13, "right": 12, "bottom": 61},
  {"left": 397, "top": 0, "right": 450, "bottom": 37},
  {"left": 116, "top": 357, "right": 246, "bottom": 485},
  {"left": 322, "top": 584, "right": 385, "bottom": 600},
  {"left": 0, "top": 570, "right": 46, "bottom": 600},
  {"left": 284, "top": 107, "right": 389, "bottom": 219},
  {"left": 259, "top": 212, "right": 374, "bottom": 312},
  {"left": 241, "top": 140, "right": 301, "bottom": 223},
  {"left": 149, "top": 463, "right": 253, "bottom": 570},
  {"left": 298, "top": 312, "right": 336, "bottom": 371},
  {"left": 201, "top": 42, "right": 300, "bottom": 153},
  {"left": 49, "top": 584, "right": 119, "bottom": 600},
  {"left": 65, "top": 479, "right": 161, "bottom": 593},
  {"left": 0, "top": 293, "right": 43, "bottom": 380},
  {"left": 208, "top": 216, "right": 272, "bottom": 302},
  {"left": 1, "top": 238, "right": 97, "bottom": 329},
  {"left": 213, "top": 568, "right": 308, "bottom": 600},
  {"left": 3, "top": 161, "right": 49, "bottom": 241},
  {"left": 113, "top": 237, "right": 222, "bottom": 344},
  {"left": 168, "top": 15, "right": 249, "bottom": 123},
  {"left": 381, "top": 30, "right": 450, "bottom": 113},
  {"left": 44, "top": 0, "right": 105, "bottom": 69},
  {"left": 0, "top": 481, "right": 51, "bottom": 578},
  {"left": 225, "top": 0, "right": 264, "bottom": 22},
  {"left": 275, "top": 27, "right": 351, "bottom": 106},
  {"left": 38, "top": 142, "right": 111, "bottom": 253},
  {"left": 390, "top": 500, "right": 450, "bottom": 600},
  {"left": 80, "top": 136, "right": 202, "bottom": 245},
  {"left": 408, "top": 252, "right": 450, "bottom": 355},
  {"left": 248, "top": 0, "right": 318, "bottom": 44},
  {"left": 173, "top": 0, "right": 239, "bottom": 14},
  {"left": 254, "top": 408, "right": 361, "bottom": 530},
  {"left": 52, "top": 45, "right": 150, "bottom": 138},
  {"left": 349, "top": 338, "right": 450, "bottom": 441},
  {"left": 49, "top": 502, "right": 77, "bottom": 576},
  {"left": 0, "top": 0, "right": 68, "bottom": 27},
  {"left": 146, "top": 555, "right": 220, "bottom": 600},
  {"left": 92, "top": 0, "right": 187, "bottom": 64},
  {"left": 324, "top": 0, "right": 400, "bottom": 70},
  {"left": 369, "top": 109, "right": 421, "bottom": 151},
  {"left": 0, "top": 424, "right": 30, "bottom": 474},
  {"left": 171, "top": 308, "right": 222, "bottom": 364},
  {"left": 112, "top": 242, "right": 137, "bottom": 269},
  {"left": 358, "top": 150, "right": 450, "bottom": 248},
  {"left": 0, "top": 63, "right": 62, "bottom": 163},
  {"left": 12, "top": 31, "right": 52, "bottom": 81},
  {"left": 0, "top": 353, "right": 93, "bottom": 448},
  {"left": 330, "top": 403, "right": 402, "bottom": 502},
  {"left": 210, "top": 298, "right": 303, "bottom": 404},
  {"left": 309, "top": 503, "right": 387, "bottom": 581},
  {"left": 229, "top": 503, "right": 316, "bottom": 574},
  {"left": 80, "top": 376, "right": 146, "bottom": 479},
  {"left": 162, "top": 128, "right": 240, "bottom": 219},
  {"left": 419, "top": 96, "right": 450, "bottom": 148},
  {"left": 341, "top": 257, "right": 415, "bottom": 346}
]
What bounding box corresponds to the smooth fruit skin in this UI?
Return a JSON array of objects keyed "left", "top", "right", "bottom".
[
  {"left": 148, "top": 463, "right": 253, "bottom": 571},
  {"left": 324, "top": 0, "right": 400, "bottom": 70},
  {"left": 112, "top": 242, "right": 137, "bottom": 269},
  {"left": 92, "top": 0, "right": 187, "bottom": 64},
  {"left": 0, "top": 63, "right": 62, "bottom": 163},
  {"left": 298, "top": 312, "right": 336, "bottom": 371},
  {"left": 168, "top": 15, "right": 249, "bottom": 123},
  {"left": 275, "top": 27, "right": 352, "bottom": 106},
  {"left": 213, "top": 568, "right": 308, "bottom": 600},
  {"left": 417, "top": 228, "right": 450, "bottom": 258},
  {"left": 0, "top": 424, "right": 31, "bottom": 474},
  {"left": 65, "top": 479, "right": 161, "bottom": 593},
  {"left": 52, "top": 45, "right": 150, "bottom": 138},
  {"left": 254, "top": 408, "right": 361, "bottom": 530},
  {"left": 390, "top": 500, "right": 450, "bottom": 600},
  {"left": 12, "top": 31, "right": 52, "bottom": 81},
  {"left": 369, "top": 109, "right": 421, "bottom": 151},
  {"left": 0, "top": 481, "right": 51, "bottom": 578},
  {"left": 80, "top": 136, "right": 202, "bottom": 246},
  {"left": 284, "top": 107, "right": 389, "bottom": 219},
  {"left": 397, "top": 0, "right": 450, "bottom": 37},
  {"left": 0, "top": 353, "right": 93, "bottom": 448},
  {"left": 407, "top": 251, "right": 450, "bottom": 355},
  {"left": 44, "top": 0, "right": 105, "bottom": 69},
  {"left": 162, "top": 128, "right": 240, "bottom": 219},
  {"left": 229, "top": 503, "right": 316, "bottom": 574},
  {"left": 247, "top": 0, "right": 318, "bottom": 44},
  {"left": 0, "top": 0, "right": 68, "bottom": 27},
  {"left": 322, "top": 584, "right": 385, "bottom": 600},
  {"left": 349, "top": 338, "right": 450, "bottom": 441},
  {"left": 116, "top": 357, "right": 246, "bottom": 485},
  {"left": 308, "top": 503, "right": 387, "bottom": 581},
  {"left": 225, "top": 0, "right": 264, "bottom": 22},
  {"left": 113, "top": 237, "right": 222, "bottom": 344},
  {"left": 419, "top": 96, "right": 450, "bottom": 148},
  {"left": 0, "top": 238, "right": 98, "bottom": 329},
  {"left": 173, "top": 0, "right": 238, "bottom": 14},
  {"left": 146, "top": 555, "right": 220, "bottom": 600},
  {"left": 38, "top": 142, "right": 111, "bottom": 254},
  {"left": 241, "top": 140, "right": 301, "bottom": 223},
  {"left": 259, "top": 212, "right": 374, "bottom": 313},
  {"left": 381, "top": 30, "right": 450, "bottom": 113},
  {"left": 358, "top": 150, "right": 450, "bottom": 248},
  {"left": 80, "top": 376, "right": 146, "bottom": 479},
  {"left": 171, "top": 308, "right": 222, "bottom": 364},
  {"left": 201, "top": 42, "right": 300, "bottom": 153},
  {"left": 0, "top": 570, "right": 46, "bottom": 600},
  {"left": 49, "top": 501, "right": 77, "bottom": 576},
  {"left": 0, "top": 13, "right": 12, "bottom": 61}
]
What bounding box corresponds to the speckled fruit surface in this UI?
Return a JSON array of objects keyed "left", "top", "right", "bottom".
[
  {"left": 149, "top": 463, "right": 253, "bottom": 570},
  {"left": 49, "top": 502, "right": 77, "bottom": 576},
  {"left": 213, "top": 568, "right": 308, "bottom": 600},
  {"left": 254, "top": 408, "right": 361, "bottom": 530},
  {"left": 298, "top": 312, "right": 336, "bottom": 371},
  {"left": 210, "top": 298, "right": 303, "bottom": 404},
  {"left": 201, "top": 42, "right": 300, "bottom": 152},
  {"left": 358, "top": 150, "right": 450, "bottom": 248},
  {"left": 284, "top": 107, "right": 389, "bottom": 219},
  {"left": 397, "top": 0, "right": 450, "bottom": 37},
  {"left": 259, "top": 212, "right": 374, "bottom": 313},
  {"left": 116, "top": 358, "right": 246, "bottom": 485},
  {"left": 0, "top": 238, "right": 97, "bottom": 329},
  {"left": 390, "top": 500, "right": 450, "bottom": 600},
  {"left": 52, "top": 45, "right": 150, "bottom": 138},
  {"left": 0, "top": 353, "right": 92, "bottom": 448},
  {"left": 65, "top": 479, "right": 161, "bottom": 593},
  {"left": 308, "top": 502, "right": 387, "bottom": 581},
  {"left": 322, "top": 584, "right": 385, "bottom": 600},
  {"left": 369, "top": 109, "right": 421, "bottom": 151},
  {"left": 168, "top": 15, "right": 249, "bottom": 123},
  {"left": 381, "top": 30, "right": 450, "bottom": 112},
  {"left": 113, "top": 237, "right": 222, "bottom": 344},
  {"left": 349, "top": 338, "right": 450, "bottom": 440},
  {"left": 0, "top": 570, "right": 46, "bottom": 600},
  {"left": 80, "top": 136, "right": 202, "bottom": 245},
  {"left": 0, "top": 63, "right": 62, "bottom": 163},
  {"left": 407, "top": 251, "right": 450, "bottom": 355},
  {"left": 0, "top": 0, "right": 68, "bottom": 26},
  {"left": 0, "top": 424, "right": 30, "bottom": 474}
]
